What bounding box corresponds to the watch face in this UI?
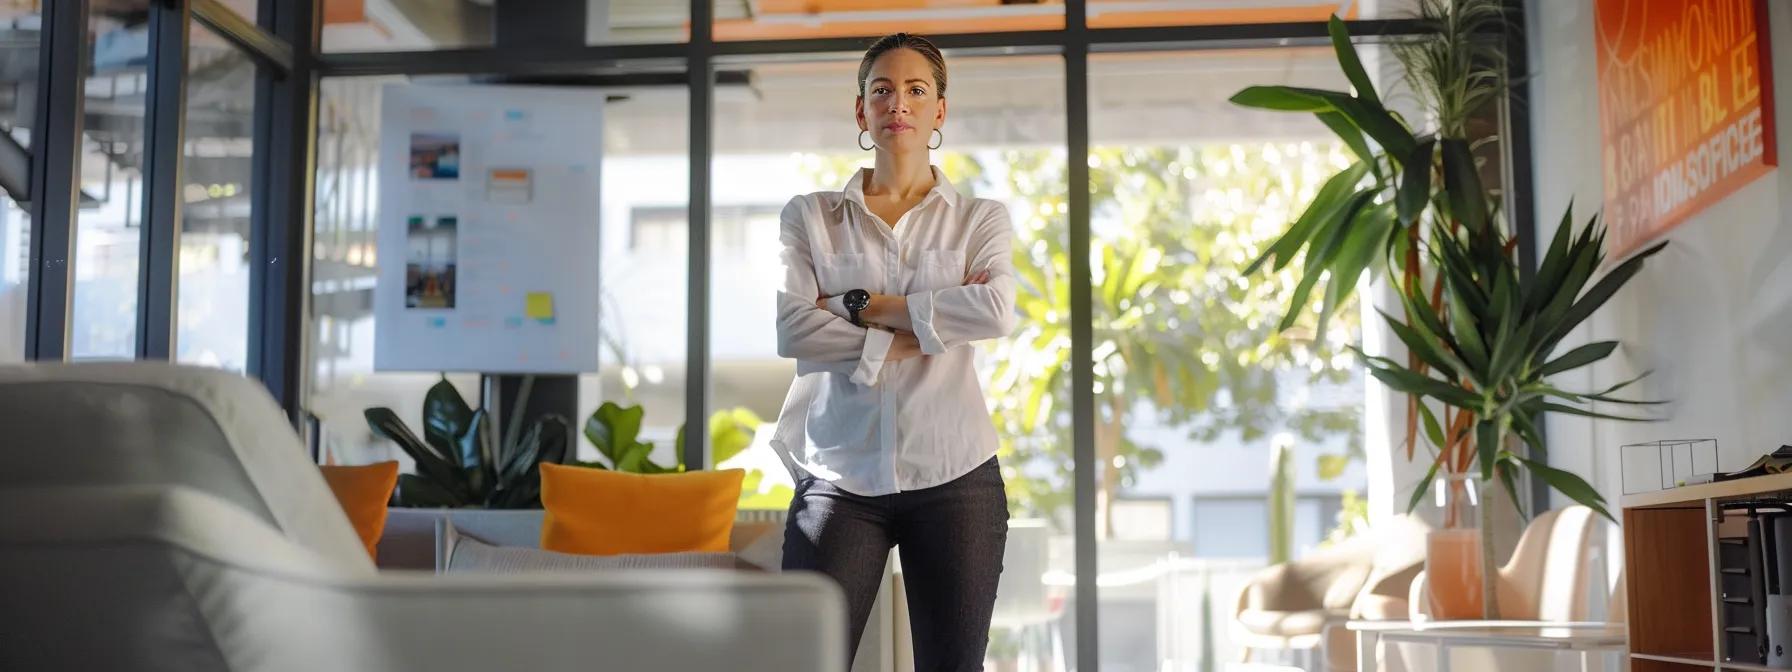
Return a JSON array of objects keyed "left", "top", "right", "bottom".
[{"left": 845, "top": 289, "right": 871, "bottom": 311}]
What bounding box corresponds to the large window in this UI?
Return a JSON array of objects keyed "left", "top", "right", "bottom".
[
  {"left": 309, "top": 77, "right": 482, "bottom": 466},
  {"left": 706, "top": 53, "right": 1075, "bottom": 667},
  {"left": 71, "top": 4, "right": 151, "bottom": 359},
  {"left": 1085, "top": 47, "right": 1392, "bottom": 669},
  {"left": 0, "top": 4, "right": 37, "bottom": 362},
  {"left": 176, "top": 25, "right": 259, "bottom": 372},
  {"left": 308, "top": 76, "right": 690, "bottom": 469},
  {"left": 579, "top": 84, "right": 689, "bottom": 465}
]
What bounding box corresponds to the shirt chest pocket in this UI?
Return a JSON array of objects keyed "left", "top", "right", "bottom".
[
  {"left": 816, "top": 252, "right": 875, "bottom": 295},
  {"left": 911, "top": 249, "right": 966, "bottom": 292}
]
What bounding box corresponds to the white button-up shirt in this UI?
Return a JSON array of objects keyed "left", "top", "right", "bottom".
[{"left": 769, "top": 166, "right": 1017, "bottom": 496}]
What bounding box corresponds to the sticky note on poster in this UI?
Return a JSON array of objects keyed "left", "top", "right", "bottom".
[
  {"left": 488, "top": 168, "right": 532, "bottom": 204},
  {"left": 525, "top": 292, "right": 555, "bottom": 324}
]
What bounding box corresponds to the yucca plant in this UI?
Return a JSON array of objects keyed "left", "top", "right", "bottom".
[
  {"left": 1355, "top": 201, "right": 1664, "bottom": 617},
  {"left": 366, "top": 376, "right": 571, "bottom": 509},
  {"left": 1363, "top": 205, "right": 1665, "bottom": 522},
  {"left": 1233, "top": 1, "right": 1512, "bottom": 463}
]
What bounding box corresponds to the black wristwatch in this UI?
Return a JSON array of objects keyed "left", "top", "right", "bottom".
[{"left": 844, "top": 289, "right": 872, "bottom": 327}]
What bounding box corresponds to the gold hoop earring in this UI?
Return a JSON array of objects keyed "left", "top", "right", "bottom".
[
  {"left": 929, "top": 129, "right": 943, "bottom": 150},
  {"left": 858, "top": 130, "right": 874, "bottom": 151}
]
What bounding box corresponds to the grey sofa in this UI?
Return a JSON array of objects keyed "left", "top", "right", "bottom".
[
  {"left": 376, "top": 506, "right": 909, "bottom": 672},
  {"left": 0, "top": 362, "right": 846, "bottom": 672}
]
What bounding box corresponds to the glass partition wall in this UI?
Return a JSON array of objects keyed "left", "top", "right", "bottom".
[{"left": 15, "top": 1, "right": 1533, "bottom": 670}]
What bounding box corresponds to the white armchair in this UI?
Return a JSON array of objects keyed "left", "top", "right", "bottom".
[
  {"left": 1408, "top": 505, "right": 1614, "bottom": 622},
  {"left": 0, "top": 362, "right": 846, "bottom": 672}
]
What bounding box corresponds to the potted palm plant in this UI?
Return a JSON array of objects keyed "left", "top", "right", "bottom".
[{"left": 1232, "top": 1, "right": 1664, "bottom": 618}]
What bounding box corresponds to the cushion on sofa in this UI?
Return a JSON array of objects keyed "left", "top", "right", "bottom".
[
  {"left": 318, "top": 461, "right": 399, "bottom": 561},
  {"left": 539, "top": 463, "right": 744, "bottom": 556}
]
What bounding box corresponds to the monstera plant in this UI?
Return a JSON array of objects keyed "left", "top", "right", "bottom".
[{"left": 365, "top": 376, "right": 570, "bottom": 509}]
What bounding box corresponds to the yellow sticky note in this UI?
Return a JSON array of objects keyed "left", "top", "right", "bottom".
[{"left": 525, "top": 292, "right": 555, "bottom": 321}]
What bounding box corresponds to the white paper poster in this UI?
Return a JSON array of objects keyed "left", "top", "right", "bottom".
[{"left": 375, "top": 84, "right": 603, "bottom": 374}]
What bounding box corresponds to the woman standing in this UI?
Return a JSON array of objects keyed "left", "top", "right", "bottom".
[{"left": 770, "top": 33, "right": 1019, "bottom": 672}]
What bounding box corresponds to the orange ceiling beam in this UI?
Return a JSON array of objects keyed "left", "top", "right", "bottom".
[{"left": 715, "top": 3, "right": 1354, "bottom": 41}]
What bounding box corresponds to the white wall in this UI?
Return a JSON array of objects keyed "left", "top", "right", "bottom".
[{"left": 1528, "top": 0, "right": 1792, "bottom": 507}]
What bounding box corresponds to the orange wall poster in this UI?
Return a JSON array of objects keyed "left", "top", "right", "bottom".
[{"left": 1595, "top": 0, "right": 1777, "bottom": 256}]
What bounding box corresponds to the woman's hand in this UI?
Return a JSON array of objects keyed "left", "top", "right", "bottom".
[{"left": 886, "top": 331, "right": 923, "bottom": 361}]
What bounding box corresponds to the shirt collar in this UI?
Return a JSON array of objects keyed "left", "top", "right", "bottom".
[{"left": 834, "top": 165, "right": 961, "bottom": 214}]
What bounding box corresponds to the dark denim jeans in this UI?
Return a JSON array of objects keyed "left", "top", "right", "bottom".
[{"left": 781, "top": 456, "right": 1009, "bottom": 672}]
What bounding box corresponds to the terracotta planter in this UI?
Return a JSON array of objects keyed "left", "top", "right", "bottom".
[{"left": 1425, "top": 475, "right": 1485, "bottom": 619}]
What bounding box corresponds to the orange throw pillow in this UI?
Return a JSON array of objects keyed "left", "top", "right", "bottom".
[
  {"left": 539, "top": 463, "right": 745, "bottom": 556},
  {"left": 319, "top": 461, "right": 399, "bottom": 561}
]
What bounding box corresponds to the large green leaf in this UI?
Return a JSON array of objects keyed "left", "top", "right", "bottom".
[
  {"left": 366, "top": 407, "right": 464, "bottom": 496},
  {"left": 1322, "top": 93, "right": 1416, "bottom": 159},
  {"left": 1486, "top": 315, "right": 1536, "bottom": 390},
  {"left": 1531, "top": 219, "right": 1605, "bottom": 344},
  {"left": 1359, "top": 355, "right": 1480, "bottom": 408},
  {"left": 497, "top": 419, "right": 543, "bottom": 486},
  {"left": 1446, "top": 290, "right": 1490, "bottom": 372},
  {"left": 1537, "top": 401, "right": 1654, "bottom": 423},
  {"left": 1318, "top": 201, "right": 1394, "bottom": 337},
  {"left": 1515, "top": 454, "right": 1613, "bottom": 521},
  {"left": 1229, "top": 85, "right": 1336, "bottom": 112},
  {"left": 1279, "top": 189, "right": 1377, "bottom": 331},
  {"left": 1396, "top": 138, "right": 1435, "bottom": 225},
  {"left": 1328, "top": 15, "right": 1381, "bottom": 107},
  {"left": 1245, "top": 161, "right": 1370, "bottom": 275},
  {"left": 1523, "top": 204, "right": 1579, "bottom": 315},
  {"left": 615, "top": 441, "right": 653, "bottom": 473},
  {"left": 1378, "top": 307, "right": 1462, "bottom": 383},
  {"left": 1440, "top": 139, "right": 1487, "bottom": 233},
  {"left": 456, "top": 409, "right": 492, "bottom": 498},
  {"left": 1317, "top": 111, "right": 1378, "bottom": 179},
  {"left": 1415, "top": 399, "right": 1448, "bottom": 450},
  {"left": 423, "top": 378, "right": 478, "bottom": 469},
  {"left": 1398, "top": 282, "right": 1469, "bottom": 374},
  {"left": 1536, "top": 340, "right": 1619, "bottom": 378},
  {"left": 709, "top": 407, "right": 764, "bottom": 466},
  {"left": 584, "top": 402, "right": 645, "bottom": 464},
  {"left": 1495, "top": 455, "right": 1528, "bottom": 521},
  {"left": 1540, "top": 240, "right": 1669, "bottom": 354}
]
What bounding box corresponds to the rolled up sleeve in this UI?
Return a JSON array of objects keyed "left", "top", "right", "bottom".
[
  {"left": 907, "top": 202, "right": 1019, "bottom": 355},
  {"left": 773, "top": 196, "right": 894, "bottom": 385}
]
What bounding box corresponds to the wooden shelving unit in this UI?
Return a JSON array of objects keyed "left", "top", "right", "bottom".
[{"left": 1623, "top": 471, "right": 1792, "bottom": 671}]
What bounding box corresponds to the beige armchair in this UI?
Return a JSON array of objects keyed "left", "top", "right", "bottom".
[{"left": 1233, "top": 515, "right": 1432, "bottom": 669}]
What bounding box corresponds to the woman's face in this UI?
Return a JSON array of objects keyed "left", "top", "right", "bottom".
[{"left": 857, "top": 48, "right": 946, "bottom": 154}]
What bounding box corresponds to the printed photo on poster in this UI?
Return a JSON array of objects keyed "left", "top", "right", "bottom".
[
  {"left": 487, "top": 167, "right": 533, "bottom": 204},
  {"left": 409, "top": 133, "right": 461, "bottom": 180},
  {"left": 406, "top": 215, "right": 458, "bottom": 309}
]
